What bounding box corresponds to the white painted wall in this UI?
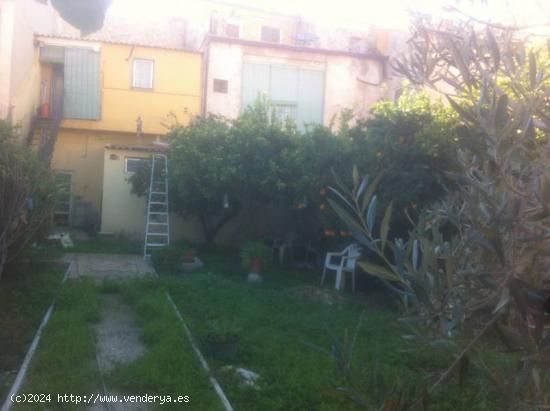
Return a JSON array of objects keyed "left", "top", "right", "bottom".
[
  {"left": 205, "top": 41, "right": 391, "bottom": 126},
  {"left": 100, "top": 148, "right": 204, "bottom": 243}
]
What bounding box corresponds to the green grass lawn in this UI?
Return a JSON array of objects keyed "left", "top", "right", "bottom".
[
  {"left": 4, "top": 245, "right": 509, "bottom": 411},
  {"left": 15, "top": 279, "right": 102, "bottom": 411},
  {"left": 0, "top": 261, "right": 65, "bottom": 404},
  {"left": 16, "top": 278, "right": 223, "bottom": 411},
  {"left": 160, "top": 249, "right": 507, "bottom": 411},
  {"left": 69, "top": 234, "right": 142, "bottom": 255},
  {"left": 104, "top": 278, "right": 225, "bottom": 411}
]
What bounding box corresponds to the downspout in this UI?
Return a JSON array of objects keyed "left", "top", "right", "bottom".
[{"left": 201, "top": 36, "right": 210, "bottom": 117}]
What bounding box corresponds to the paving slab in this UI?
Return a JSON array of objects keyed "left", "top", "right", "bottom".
[{"left": 63, "top": 254, "right": 154, "bottom": 280}]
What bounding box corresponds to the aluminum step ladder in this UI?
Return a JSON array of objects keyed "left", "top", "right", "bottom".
[{"left": 144, "top": 154, "right": 170, "bottom": 258}]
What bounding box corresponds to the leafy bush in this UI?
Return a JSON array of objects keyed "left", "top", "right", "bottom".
[
  {"left": 349, "top": 91, "right": 460, "bottom": 232},
  {"left": 0, "top": 121, "right": 57, "bottom": 279},
  {"left": 129, "top": 97, "right": 459, "bottom": 246},
  {"left": 150, "top": 245, "right": 183, "bottom": 274}
]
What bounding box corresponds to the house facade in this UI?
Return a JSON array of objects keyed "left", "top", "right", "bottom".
[
  {"left": 1, "top": 0, "right": 404, "bottom": 244},
  {"left": 200, "top": 2, "right": 395, "bottom": 128},
  {"left": 34, "top": 29, "right": 202, "bottom": 238}
]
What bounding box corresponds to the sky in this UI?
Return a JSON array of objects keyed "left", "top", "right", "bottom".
[{"left": 107, "top": 0, "right": 550, "bottom": 31}]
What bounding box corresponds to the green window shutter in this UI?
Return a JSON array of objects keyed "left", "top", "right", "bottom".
[
  {"left": 241, "top": 63, "right": 325, "bottom": 128},
  {"left": 241, "top": 63, "right": 270, "bottom": 108},
  {"left": 297, "top": 69, "right": 324, "bottom": 126},
  {"left": 63, "top": 48, "right": 101, "bottom": 120},
  {"left": 270, "top": 65, "right": 298, "bottom": 102}
]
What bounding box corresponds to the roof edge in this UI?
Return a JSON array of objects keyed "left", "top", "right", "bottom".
[
  {"left": 35, "top": 33, "right": 201, "bottom": 54},
  {"left": 207, "top": 35, "right": 387, "bottom": 60}
]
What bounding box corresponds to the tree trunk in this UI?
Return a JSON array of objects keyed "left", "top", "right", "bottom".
[{"left": 199, "top": 208, "right": 240, "bottom": 245}]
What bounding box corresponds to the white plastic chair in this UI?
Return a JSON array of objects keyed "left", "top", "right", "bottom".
[{"left": 321, "top": 244, "right": 362, "bottom": 292}]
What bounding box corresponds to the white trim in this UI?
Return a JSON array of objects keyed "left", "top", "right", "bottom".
[{"left": 36, "top": 36, "right": 101, "bottom": 51}]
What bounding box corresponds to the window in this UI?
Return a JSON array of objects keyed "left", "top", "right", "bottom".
[
  {"left": 270, "top": 102, "right": 297, "bottom": 122},
  {"left": 125, "top": 157, "right": 150, "bottom": 173},
  {"left": 213, "top": 79, "right": 228, "bottom": 93},
  {"left": 261, "top": 26, "right": 281, "bottom": 43},
  {"left": 133, "top": 59, "right": 154, "bottom": 89},
  {"left": 225, "top": 23, "right": 240, "bottom": 38}
]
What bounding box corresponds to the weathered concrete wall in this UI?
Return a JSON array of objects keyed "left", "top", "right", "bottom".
[
  {"left": 0, "top": 0, "right": 57, "bottom": 137},
  {"left": 0, "top": 1, "right": 15, "bottom": 120},
  {"left": 205, "top": 41, "right": 389, "bottom": 126}
]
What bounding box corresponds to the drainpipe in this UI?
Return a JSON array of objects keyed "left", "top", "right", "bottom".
[{"left": 201, "top": 36, "right": 210, "bottom": 117}]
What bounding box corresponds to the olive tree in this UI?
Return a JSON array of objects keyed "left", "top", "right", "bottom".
[
  {"left": 330, "top": 16, "right": 550, "bottom": 409},
  {"left": 0, "top": 122, "right": 56, "bottom": 279}
]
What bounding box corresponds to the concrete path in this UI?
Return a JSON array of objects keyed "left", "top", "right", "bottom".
[
  {"left": 89, "top": 295, "right": 150, "bottom": 411},
  {"left": 61, "top": 254, "right": 154, "bottom": 411},
  {"left": 94, "top": 294, "right": 147, "bottom": 373},
  {"left": 64, "top": 253, "right": 154, "bottom": 281}
]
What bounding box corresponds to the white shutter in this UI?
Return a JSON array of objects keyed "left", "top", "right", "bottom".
[{"left": 133, "top": 59, "right": 154, "bottom": 89}]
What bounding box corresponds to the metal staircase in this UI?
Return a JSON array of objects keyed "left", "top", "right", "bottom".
[
  {"left": 26, "top": 116, "right": 61, "bottom": 164},
  {"left": 144, "top": 154, "right": 170, "bottom": 258}
]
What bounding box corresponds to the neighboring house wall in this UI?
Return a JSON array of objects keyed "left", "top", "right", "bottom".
[
  {"left": 205, "top": 40, "right": 387, "bottom": 127},
  {"left": 0, "top": 0, "right": 56, "bottom": 137}
]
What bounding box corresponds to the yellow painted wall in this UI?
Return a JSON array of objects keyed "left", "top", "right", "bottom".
[
  {"left": 61, "top": 43, "right": 202, "bottom": 135},
  {"left": 211, "top": 6, "right": 296, "bottom": 44},
  {"left": 51, "top": 130, "right": 157, "bottom": 215}
]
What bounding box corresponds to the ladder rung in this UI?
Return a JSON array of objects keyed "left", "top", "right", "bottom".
[
  {"left": 151, "top": 192, "right": 167, "bottom": 195},
  {"left": 149, "top": 202, "right": 167, "bottom": 205},
  {"left": 149, "top": 212, "right": 168, "bottom": 215},
  {"left": 147, "top": 222, "right": 168, "bottom": 226},
  {"left": 146, "top": 233, "right": 169, "bottom": 237},
  {"left": 146, "top": 243, "right": 168, "bottom": 247}
]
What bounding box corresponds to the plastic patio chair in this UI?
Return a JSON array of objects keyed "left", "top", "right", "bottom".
[{"left": 320, "top": 244, "right": 362, "bottom": 292}]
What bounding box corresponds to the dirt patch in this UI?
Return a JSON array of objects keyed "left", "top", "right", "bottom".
[{"left": 290, "top": 286, "right": 346, "bottom": 306}]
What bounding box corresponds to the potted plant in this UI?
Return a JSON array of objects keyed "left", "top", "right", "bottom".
[
  {"left": 205, "top": 320, "right": 240, "bottom": 362},
  {"left": 240, "top": 241, "right": 271, "bottom": 274},
  {"left": 182, "top": 248, "right": 196, "bottom": 263}
]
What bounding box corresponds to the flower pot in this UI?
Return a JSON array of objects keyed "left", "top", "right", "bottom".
[
  {"left": 250, "top": 258, "right": 262, "bottom": 273},
  {"left": 206, "top": 334, "right": 239, "bottom": 362},
  {"left": 182, "top": 250, "right": 195, "bottom": 263}
]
